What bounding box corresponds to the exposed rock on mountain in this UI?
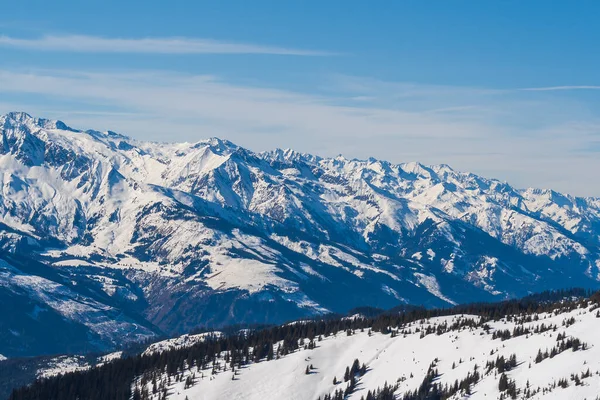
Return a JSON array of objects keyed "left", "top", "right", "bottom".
[{"left": 1, "top": 112, "right": 599, "bottom": 357}]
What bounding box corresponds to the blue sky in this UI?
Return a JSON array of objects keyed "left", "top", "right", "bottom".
[{"left": 1, "top": 1, "right": 600, "bottom": 195}]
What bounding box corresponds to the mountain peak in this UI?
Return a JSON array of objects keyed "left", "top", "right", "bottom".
[
  {"left": 1, "top": 111, "right": 74, "bottom": 131},
  {"left": 4, "top": 111, "right": 34, "bottom": 121},
  {"left": 261, "top": 148, "right": 321, "bottom": 166},
  {"left": 192, "top": 137, "right": 239, "bottom": 153}
]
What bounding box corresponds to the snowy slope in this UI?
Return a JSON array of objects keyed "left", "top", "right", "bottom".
[
  {"left": 1, "top": 112, "right": 600, "bottom": 357},
  {"left": 142, "top": 332, "right": 223, "bottom": 357},
  {"left": 24, "top": 333, "right": 223, "bottom": 383},
  {"left": 134, "top": 302, "right": 600, "bottom": 400}
]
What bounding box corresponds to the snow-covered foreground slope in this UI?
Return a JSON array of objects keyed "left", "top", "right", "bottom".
[
  {"left": 1, "top": 111, "right": 600, "bottom": 357},
  {"left": 136, "top": 303, "right": 600, "bottom": 400}
]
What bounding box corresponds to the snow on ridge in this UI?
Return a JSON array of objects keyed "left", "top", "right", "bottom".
[
  {"left": 97, "top": 351, "right": 122, "bottom": 364},
  {"left": 3, "top": 112, "right": 598, "bottom": 262},
  {"left": 203, "top": 256, "right": 294, "bottom": 294},
  {"left": 414, "top": 273, "right": 457, "bottom": 305},
  {"left": 142, "top": 332, "right": 223, "bottom": 356},
  {"left": 36, "top": 356, "right": 90, "bottom": 379}
]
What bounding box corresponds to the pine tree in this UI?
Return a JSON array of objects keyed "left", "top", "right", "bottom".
[{"left": 498, "top": 373, "right": 509, "bottom": 391}]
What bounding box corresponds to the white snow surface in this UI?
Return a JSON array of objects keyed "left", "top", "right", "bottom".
[
  {"left": 142, "top": 332, "right": 223, "bottom": 356},
  {"left": 135, "top": 303, "right": 600, "bottom": 400},
  {"left": 37, "top": 355, "right": 90, "bottom": 378}
]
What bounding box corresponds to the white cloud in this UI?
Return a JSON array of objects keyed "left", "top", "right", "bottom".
[
  {"left": 0, "top": 69, "right": 599, "bottom": 196},
  {"left": 0, "top": 35, "right": 332, "bottom": 56},
  {"left": 520, "top": 85, "right": 600, "bottom": 91}
]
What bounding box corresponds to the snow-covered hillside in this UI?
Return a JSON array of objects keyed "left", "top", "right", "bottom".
[
  {"left": 132, "top": 302, "right": 600, "bottom": 400},
  {"left": 1, "top": 111, "right": 600, "bottom": 357},
  {"left": 11, "top": 295, "right": 600, "bottom": 400}
]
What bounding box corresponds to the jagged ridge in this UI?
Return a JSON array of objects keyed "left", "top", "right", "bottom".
[{"left": 0, "top": 112, "right": 599, "bottom": 357}]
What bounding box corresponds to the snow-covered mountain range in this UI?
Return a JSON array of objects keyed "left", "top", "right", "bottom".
[{"left": 1, "top": 111, "right": 600, "bottom": 357}]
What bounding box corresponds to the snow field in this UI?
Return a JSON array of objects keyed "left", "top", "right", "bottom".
[{"left": 134, "top": 304, "right": 600, "bottom": 399}]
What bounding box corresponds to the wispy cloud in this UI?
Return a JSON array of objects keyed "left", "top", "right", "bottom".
[
  {"left": 0, "top": 34, "right": 333, "bottom": 56},
  {"left": 520, "top": 85, "right": 600, "bottom": 91},
  {"left": 0, "top": 69, "right": 599, "bottom": 196}
]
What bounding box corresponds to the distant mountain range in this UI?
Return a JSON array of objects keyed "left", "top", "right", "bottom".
[{"left": 1, "top": 111, "right": 599, "bottom": 358}]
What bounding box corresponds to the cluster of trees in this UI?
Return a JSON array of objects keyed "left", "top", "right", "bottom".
[
  {"left": 360, "top": 383, "right": 397, "bottom": 400},
  {"left": 498, "top": 373, "right": 518, "bottom": 399},
  {"left": 492, "top": 322, "right": 557, "bottom": 341},
  {"left": 507, "top": 368, "right": 599, "bottom": 398},
  {"left": 534, "top": 336, "right": 586, "bottom": 364},
  {"left": 492, "top": 325, "right": 526, "bottom": 341},
  {"left": 322, "top": 381, "right": 397, "bottom": 400},
  {"left": 401, "top": 360, "right": 483, "bottom": 400},
  {"left": 534, "top": 370, "right": 597, "bottom": 397},
  {"left": 319, "top": 358, "right": 367, "bottom": 400},
  {"left": 417, "top": 317, "right": 482, "bottom": 339},
  {"left": 9, "top": 288, "right": 598, "bottom": 400},
  {"left": 485, "top": 354, "right": 517, "bottom": 375},
  {"left": 562, "top": 316, "right": 576, "bottom": 327}
]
